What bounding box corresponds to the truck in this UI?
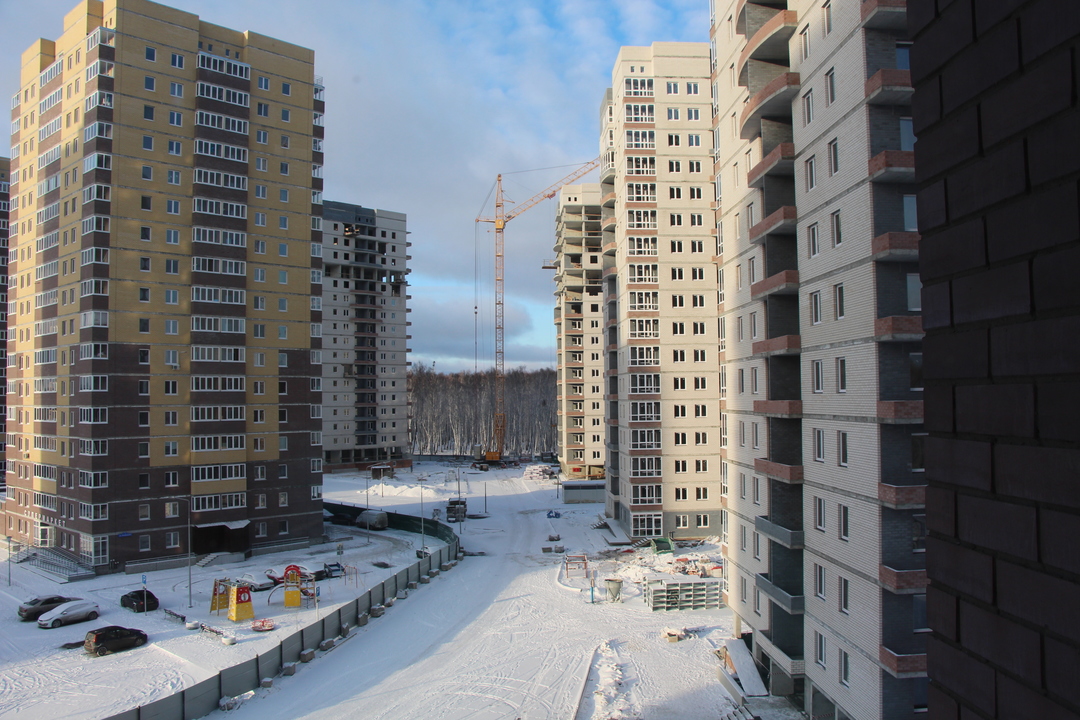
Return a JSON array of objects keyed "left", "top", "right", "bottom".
[{"left": 446, "top": 499, "right": 467, "bottom": 523}]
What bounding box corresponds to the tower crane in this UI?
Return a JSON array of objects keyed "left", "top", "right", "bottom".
[{"left": 476, "top": 157, "right": 601, "bottom": 462}]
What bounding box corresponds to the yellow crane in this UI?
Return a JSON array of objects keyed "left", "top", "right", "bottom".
[{"left": 476, "top": 158, "right": 601, "bottom": 461}]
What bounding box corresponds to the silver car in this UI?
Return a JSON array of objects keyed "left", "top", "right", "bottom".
[{"left": 37, "top": 599, "right": 101, "bottom": 629}]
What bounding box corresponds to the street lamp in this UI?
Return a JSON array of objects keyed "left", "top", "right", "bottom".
[{"left": 364, "top": 474, "right": 370, "bottom": 545}]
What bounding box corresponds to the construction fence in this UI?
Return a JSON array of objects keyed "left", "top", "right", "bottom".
[{"left": 100, "top": 519, "right": 461, "bottom": 720}]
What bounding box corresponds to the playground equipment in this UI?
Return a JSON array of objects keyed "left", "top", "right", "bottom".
[
  {"left": 266, "top": 564, "right": 317, "bottom": 608},
  {"left": 209, "top": 578, "right": 255, "bottom": 622}
]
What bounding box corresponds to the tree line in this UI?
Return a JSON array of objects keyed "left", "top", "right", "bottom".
[{"left": 409, "top": 363, "right": 557, "bottom": 457}]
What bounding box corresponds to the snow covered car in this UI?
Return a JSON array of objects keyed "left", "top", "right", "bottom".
[
  {"left": 120, "top": 589, "right": 159, "bottom": 613},
  {"left": 235, "top": 573, "right": 276, "bottom": 592},
  {"left": 37, "top": 600, "right": 100, "bottom": 628},
  {"left": 263, "top": 565, "right": 319, "bottom": 584},
  {"left": 18, "top": 595, "right": 80, "bottom": 621},
  {"left": 84, "top": 626, "right": 147, "bottom": 656}
]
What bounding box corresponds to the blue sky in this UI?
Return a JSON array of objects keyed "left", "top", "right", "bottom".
[{"left": 1, "top": 0, "right": 709, "bottom": 372}]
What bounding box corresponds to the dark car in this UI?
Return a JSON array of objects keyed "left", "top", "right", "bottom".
[
  {"left": 326, "top": 513, "right": 354, "bottom": 526},
  {"left": 120, "top": 589, "right": 159, "bottom": 613},
  {"left": 18, "top": 595, "right": 79, "bottom": 621},
  {"left": 84, "top": 626, "right": 147, "bottom": 656}
]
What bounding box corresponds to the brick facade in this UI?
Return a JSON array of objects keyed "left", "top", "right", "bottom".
[{"left": 912, "top": 1, "right": 1080, "bottom": 718}]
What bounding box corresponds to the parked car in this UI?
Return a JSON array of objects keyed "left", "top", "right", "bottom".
[
  {"left": 326, "top": 512, "right": 355, "bottom": 526},
  {"left": 120, "top": 589, "right": 159, "bottom": 613},
  {"left": 264, "top": 565, "right": 317, "bottom": 585},
  {"left": 84, "top": 626, "right": 147, "bottom": 656},
  {"left": 355, "top": 510, "right": 389, "bottom": 530},
  {"left": 235, "top": 573, "right": 276, "bottom": 592},
  {"left": 37, "top": 600, "right": 100, "bottom": 628},
  {"left": 18, "top": 595, "right": 80, "bottom": 621}
]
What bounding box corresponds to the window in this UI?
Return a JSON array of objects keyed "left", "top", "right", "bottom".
[
  {"left": 696, "top": 514, "right": 710, "bottom": 528},
  {"left": 815, "top": 632, "right": 827, "bottom": 668},
  {"left": 834, "top": 284, "right": 845, "bottom": 319},
  {"left": 825, "top": 68, "right": 836, "bottom": 104},
  {"left": 837, "top": 431, "right": 849, "bottom": 466},
  {"left": 814, "top": 496, "right": 826, "bottom": 530},
  {"left": 828, "top": 139, "right": 839, "bottom": 174},
  {"left": 144, "top": 105, "right": 155, "bottom": 120},
  {"left": 168, "top": 140, "right": 181, "bottom": 155},
  {"left": 801, "top": 26, "right": 811, "bottom": 59},
  {"left": 839, "top": 575, "right": 850, "bottom": 614},
  {"left": 806, "top": 155, "right": 817, "bottom": 190},
  {"left": 903, "top": 194, "right": 918, "bottom": 231},
  {"left": 896, "top": 42, "right": 912, "bottom": 70},
  {"left": 900, "top": 116, "right": 916, "bottom": 151},
  {"left": 831, "top": 210, "right": 842, "bottom": 246},
  {"left": 257, "top": 102, "right": 269, "bottom": 117},
  {"left": 142, "top": 135, "right": 154, "bottom": 151},
  {"left": 144, "top": 76, "right": 156, "bottom": 92},
  {"left": 170, "top": 82, "right": 183, "bottom": 97},
  {"left": 803, "top": 90, "right": 813, "bottom": 125},
  {"left": 146, "top": 46, "right": 157, "bottom": 61},
  {"left": 839, "top": 649, "right": 850, "bottom": 686},
  {"left": 815, "top": 563, "right": 826, "bottom": 599},
  {"left": 166, "top": 199, "right": 179, "bottom": 214},
  {"left": 167, "top": 169, "right": 181, "bottom": 184},
  {"left": 171, "top": 53, "right": 184, "bottom": 68},
  {"left": 907, "top": 273, "right": 923, "bottom": 311},
  {"left": 169, "top": 110, "right": 182, "bottom": 126},
  {"left": 280, "top": 162, "right": 290, "bottom": 175},
  {"left": 752, "top": 476, "right": 760, "bottom": 505},
  {"left": 810, "top": 291, "right": 822, "bottom": 324},
  {"left": 839, "top": 504, "right": 850, "bottom": 541},
  {"left": 814, "top": 429, "right": 826, "bottom": 462},
  {"left": 808, "top": 223, "right": 820, "bottom": 257},
  {"left": 822, "top": 1, "right": 833, "bottom": 34},
  {"left": 836, "top": 357, "right": 847, "bottom": 392},
  {"left": 812, "top": 360, "right": 823, "bottom": 393}
]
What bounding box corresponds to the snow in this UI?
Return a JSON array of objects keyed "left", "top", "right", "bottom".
[{"left": 1, "top": 462, "right": 741, "bottom": 720}]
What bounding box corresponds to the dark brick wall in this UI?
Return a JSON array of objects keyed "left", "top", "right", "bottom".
[{"left": 912, "top": 1, "right": 1080, "bottom": 718}]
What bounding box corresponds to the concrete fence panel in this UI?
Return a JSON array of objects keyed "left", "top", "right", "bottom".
[
  {"left": 136, "top": 693, "right": 184, "bottom": 720},
  {"left": 281, "top": 630, "right": 303, "bottom": 665},
  {"left": 396, "top": 568, "right": 409, "bottom": 591},
  {"left": 301, "top": 623, "right": 324, "bottom": 652},
  {"left": 370, "top": 582, "right": 384, "bottom": 607},
  {"left": 101, "top": 709, "right": 138, "bottom": 720},
  {"left": 257, "top": 647, "right": 281, "bottom": 680},
  {"left": 220, "top": 657, "right": 259, "bottom": 699},
  {"left": 339, "top": 597, "right": 358, "bottom": 627},
  {"left": 356, "top": 590, "right": 372, "bottom": 615},
  {"left": 322, "top": 612, "right": 341, "bottom": 639},
  {"left": 183, "top": 677, "right": 220, "bottom": 720}
]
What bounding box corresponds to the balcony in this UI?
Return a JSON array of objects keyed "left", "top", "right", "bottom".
[
  {"left": 748, "top": 142, "right": 795, "bottom": 188},
  {"left": 878, "top": 482, "right": 926, "bottom": 509},
  {"left": 755, "top": 629, "right": 806, "bottom": 678},
  {"left": 756, "top": 573, "right": 804, "bottom": 614},
  {"left": 737, "top": 10, "right": 798, "bottom": 77},
  {"left": 868, "top": 150, "right": 916, "bottom": 183},
  {"left": 752, "top": 334, "right": 801, "bottom": 357},
  {"left": 750, "top": 269, "right": 799, "bottom": 300},
  {"left": 880, "top": 565, "right": 927, "bottom": 594},
  {"left": 602, "top": 217, "right": 616, "bottom": 232},
  {"left": 874, "top": 315, "right": 923, "bottom": 341},
  {"left": 755, "top": 516, "right": 804, "bottom": 549},
  {"left": 865, "top": 69, "right": 913, "bottom": 105},
  {"left": 880, "top": 644, "right": 927, "bottom": 679},
  {"left": 862, "top": 0, "right": 908, "bottom": 30},
  {"left": 748, "top": 206, "right": 797, "bottom": 244},
  {"left": 877, "top": 400, "right": 924, "bottom": 423},
  {"left": 754, "top": 399, "right": 802, "bottom": 418},
  {"left": 740, "top": 73, "right": 801, "bottom": 140},
  {"left": 871, "top": 231, "right": 919, "bottom": 261},
  {"left": 755, "top": 458, "right": 804, "bottom": 484}
]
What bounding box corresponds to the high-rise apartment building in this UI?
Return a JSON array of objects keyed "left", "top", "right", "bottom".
[
  {"left": 0, "top": 157, "right": 8, "bottom": 489},
  {"left": 553, "top": 183, "right": 606, "bottom": 480},
  {"left": 3, "top": 0, "right": 325, "bottom": 569},
  {"left": 599, "top": 43, "right": 720, "bottom": 540},
  {"left": 321, "top": 200, "right": 411, "bottom": 469},
  {"left": 710, "top": 0, "right": 926, "bottom": 717}
]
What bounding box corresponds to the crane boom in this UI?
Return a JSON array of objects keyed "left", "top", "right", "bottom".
[{"left": 476, "top": 158, "right": 600, "bottom": 461}]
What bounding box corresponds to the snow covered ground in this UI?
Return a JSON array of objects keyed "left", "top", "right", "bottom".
[{"left": 1, "top": 462, "right": 739, "bottom": 720}]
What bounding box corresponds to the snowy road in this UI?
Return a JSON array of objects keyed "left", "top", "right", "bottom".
[{"left": 222, "top": 468, "right": 736, "bottom": 720}]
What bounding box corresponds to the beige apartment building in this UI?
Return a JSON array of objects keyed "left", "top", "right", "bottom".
[
  {"left": 553, "top": 183, "right": 605, "bottom": 480},
  {"left": 710, "top": 0, "right": 926, "bottom": 717},
  {"left": 3, "top": 0, "right": 325, "bottom": 570},
  {"left": 600, "top": 43, "right": 721, "bottom": 540}
]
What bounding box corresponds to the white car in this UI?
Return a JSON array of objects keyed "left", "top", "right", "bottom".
[
  {"left": 38, "top": 599, "right": 101, "bottom": 629},
  {"left": 236, "top": 573, "right": 276, "bottom": 592}
]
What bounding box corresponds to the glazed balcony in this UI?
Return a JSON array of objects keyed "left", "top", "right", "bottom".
[
  {"left": 869, "top": 150, "right": 916, "bottom": 183},
  {"left": 865, "top": 69, "right": 913, "bottom": 105},
  {"left": 737, "top": 10, "right": 798, "bottom": 77},
  {"left": 750, "top": 269, "right": 799, "bottom": 300},
  {"left": 740, "top": 73, "right": 801, "bottom": 140},
  {"left": 748, "top": 142, "right": 795, "bottom": 188},
  {"left": 862, "top": 0, "right": 908, "bottom": 30}
]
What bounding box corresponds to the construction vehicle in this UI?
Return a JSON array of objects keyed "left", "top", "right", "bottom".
[{"left": 475, "top": 158, "right": 601, "bottom": 462}]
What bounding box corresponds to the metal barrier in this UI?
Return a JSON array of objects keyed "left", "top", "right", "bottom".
[{"left": 98, "top": 519, "right": 460, "bottom": 720}]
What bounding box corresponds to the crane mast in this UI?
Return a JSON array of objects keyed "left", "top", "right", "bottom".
[{"left": 476, "top": 158, "right": 600, "bottom": 461}]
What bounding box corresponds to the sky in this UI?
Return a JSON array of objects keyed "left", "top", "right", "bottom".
[{"left": 1, "top": 0, "right": 709, "bottom": 373}]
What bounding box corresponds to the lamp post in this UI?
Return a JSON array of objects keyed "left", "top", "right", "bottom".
[
  {"left": 418, "top": 476, "right": 426, "bottom": 553},
  {"left": 365, "top": 474, "right": 370, "bottom": 545},
  {"left": 187, "top": 497, "right": 193, "bottom": 608},
  {"left": 6, "top": 536, "right": 11, "bottom": 587}
]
